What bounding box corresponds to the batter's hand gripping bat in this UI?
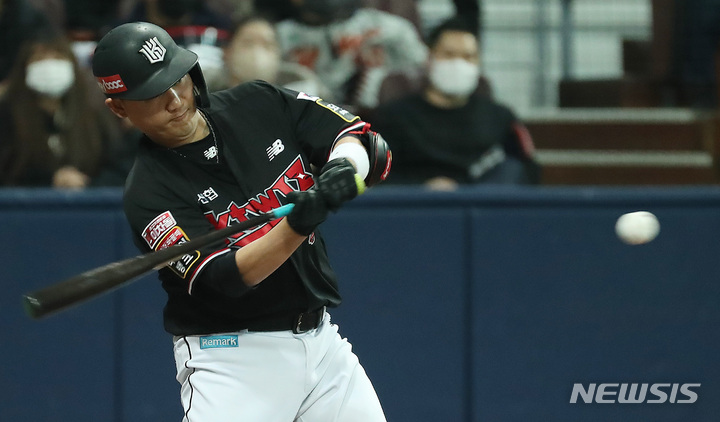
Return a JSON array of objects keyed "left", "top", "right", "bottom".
[{"left": 22, "top": 204, "right": 295, "bottom": 320}]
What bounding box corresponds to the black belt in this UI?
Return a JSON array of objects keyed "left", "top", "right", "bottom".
[{"left": 246, "top": 307, "right": 325, "bottom": 334}]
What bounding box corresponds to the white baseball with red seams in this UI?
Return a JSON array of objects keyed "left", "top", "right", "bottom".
[{"left": 615, "top": 211, "right": 660, "bottom": 245}]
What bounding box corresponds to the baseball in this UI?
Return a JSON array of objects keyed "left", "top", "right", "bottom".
[{"left": 615, "top": 211, "right": 660, "bottom": 245}]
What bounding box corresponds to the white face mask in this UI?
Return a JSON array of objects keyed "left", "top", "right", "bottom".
[
  {"left": 428, "top": 58, "right": 480, "bottom": 97},
  {"left": 25, "top": 58, "right": 75, "bottom": 98},
  {"left": 229, "top": 46, "right": 281, "bottom": 84}
]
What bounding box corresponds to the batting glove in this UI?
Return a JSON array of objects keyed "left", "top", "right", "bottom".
[
  {"left": 286, "top": 190, "right": 329, "bottom": 236},
  {"left": 317, "top": 158, "right": 364, "bottom": 211}
]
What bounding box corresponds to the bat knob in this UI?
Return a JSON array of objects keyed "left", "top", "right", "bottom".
[{"left": 22, "top": 295, "right": 42, "bottom": 319}]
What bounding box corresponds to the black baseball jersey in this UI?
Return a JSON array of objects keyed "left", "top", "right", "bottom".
[{"left": 123, "top": 81, "right": 367, "bottom": 335}]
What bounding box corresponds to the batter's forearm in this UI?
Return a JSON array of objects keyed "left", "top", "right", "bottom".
[
  {"left": 332, "top": 136, "right": 368, "bottom": 174},
  {"left": 233, "top": 219, "right": 306, "bottom": 286}
]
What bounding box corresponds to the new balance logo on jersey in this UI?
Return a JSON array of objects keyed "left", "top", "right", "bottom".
[
  {"left": 139, "top": 37, "right": 166, "bottom": 63},
  {"left": 266, "top": 139, "right": 284, "bottom": 161},
  {"left": 200, "top": 335, "right": 238, "bottom": 349},
  {"left": 204, "top": 146, "right": 218, "bottom": 160}
]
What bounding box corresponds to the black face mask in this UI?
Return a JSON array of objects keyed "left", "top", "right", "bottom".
[
  {"left": 297, "top": 0, "right": 360, "bottom": 25},
  {"left": 158, "top": 0, "right": 200, "bottom": 20}
]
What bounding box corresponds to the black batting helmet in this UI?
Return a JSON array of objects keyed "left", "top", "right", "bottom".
[{"left": 92, "top": 22, "right": 210, "bottom": 107}]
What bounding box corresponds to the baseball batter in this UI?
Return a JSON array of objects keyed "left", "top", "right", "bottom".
[{"left": 91, "top": 22, "right": 391, "bottom": 422}]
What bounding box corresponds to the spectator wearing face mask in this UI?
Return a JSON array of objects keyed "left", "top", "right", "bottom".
[
  {"left": 275, "top": 0, "right": 428, "bottom": 110},
  {"left": 369, "top": 16, "right": 540, "bottom": 189},
  {"left": 222, "top": 15, "right": 331, "bottom": 98},
  {"left": 0, "top": 33, "right": 127, "bottom": 188},
  {"left": 0, "top": 0, "right": 55, "bottom": 95}
]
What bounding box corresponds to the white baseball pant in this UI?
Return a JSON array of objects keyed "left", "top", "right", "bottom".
[{"left": 173, "top": 312, "right": 386, "bottom": 421}]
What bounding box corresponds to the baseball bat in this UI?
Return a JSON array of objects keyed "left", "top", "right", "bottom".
[{"left": 22, "top": 204, "right": 295, "bottom": 320}]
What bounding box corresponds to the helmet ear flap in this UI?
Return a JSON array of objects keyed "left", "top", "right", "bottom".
[{"left": 189, "top": 63, "right": 210, "bottom": 107}]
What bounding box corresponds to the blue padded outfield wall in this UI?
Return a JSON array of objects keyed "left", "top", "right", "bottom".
[{"left": 1, "top": 186, "right": 719, "bottom": 422}]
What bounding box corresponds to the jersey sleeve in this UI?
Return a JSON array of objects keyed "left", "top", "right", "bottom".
[
  {"left": 274, "top": 85, "right": 370, "bottom": 166},
  {"left": 212, "top": 81, "right": 374, "bottom": 167}
]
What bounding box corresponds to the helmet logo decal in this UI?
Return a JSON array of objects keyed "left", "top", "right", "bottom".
[{"left": 139, "top": 37, "right": 167, "bottom": 64}]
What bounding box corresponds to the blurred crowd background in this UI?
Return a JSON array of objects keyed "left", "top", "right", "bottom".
[{"left": 1, "top": 0, "right": 719, "bottom": 189}]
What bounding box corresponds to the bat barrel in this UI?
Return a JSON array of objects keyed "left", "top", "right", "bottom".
[{"left": 22, "top": 258, "right": 154, "bottom": 319}]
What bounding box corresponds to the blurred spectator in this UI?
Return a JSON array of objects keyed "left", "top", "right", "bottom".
[
  {"left": 120, "top": 0, "right": 234, "bottom": 91},
  {"left": 672, "top": 0, "right": 720, "bottom": 108},
  {"left": 0, "top": 0, "right": 55, "bottom": 94},
  {"left": 413, "top": 0, "right": 480, "bottom": 40},
  {"left": 55, "top": 1, "right": 124, "bottom": 72},
  {"left": 122, "top": 0, "right": 232, "bottom": 29},
  {"left": 369, "top": 17, "right": 540, "bottom": 190},
  {"left": 254, "top": 0, "right": 297, "bottom": 22},
  {"left": 452, "top": 0, "right": 480, "bottom": 36},
  {"left": 222, "top": 15, "right": 331, "bottom": 97},
  {"left": 26, "top": 0, "right": 65, "bottom": 33},
  {"left": 275, "top": 0, "right": 428, "bottom": 109},
  {"left": 253, "top": 0, "right": 424, "bottom": 27},
  {"left": 205, "top": 0, "right": 256, "bottom": 26},
  {"left": 64, "top": 0, "right": 122, "bottom": 41},
  {"left": 0, "top": 33, "right": 130, "bottom": 188},
  {"left": 361, "top": 0, "right": 422, "bottom": 33}
]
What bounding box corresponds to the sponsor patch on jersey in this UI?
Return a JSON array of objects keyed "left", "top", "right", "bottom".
[
  {"left": 168, "top": 248, "right": 201, "bottom": 279},
  {"left": 315, "top": 99, "right": 358, "bottom": 122},
  {"left": 156, "top": 226, "right": 187, "bottom": 251},
  {"left": 296, "top": 92, "right": 320, "bottom": 102},
  {"left": 199, "top": 335, "right": 238, "bottom": 349},
  {"left": 142, "top": 211, "right": 177, "bottom": 249},
  {"left": 296, "top": 91, "right": 359, "bottom": 123},
  {"left": 97, "top": 74, "right": 128, "bottom": 94}
]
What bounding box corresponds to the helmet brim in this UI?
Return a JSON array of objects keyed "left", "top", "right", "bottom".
[{"left": 116, "top": 48, "right": 198, "bottom": 101}]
